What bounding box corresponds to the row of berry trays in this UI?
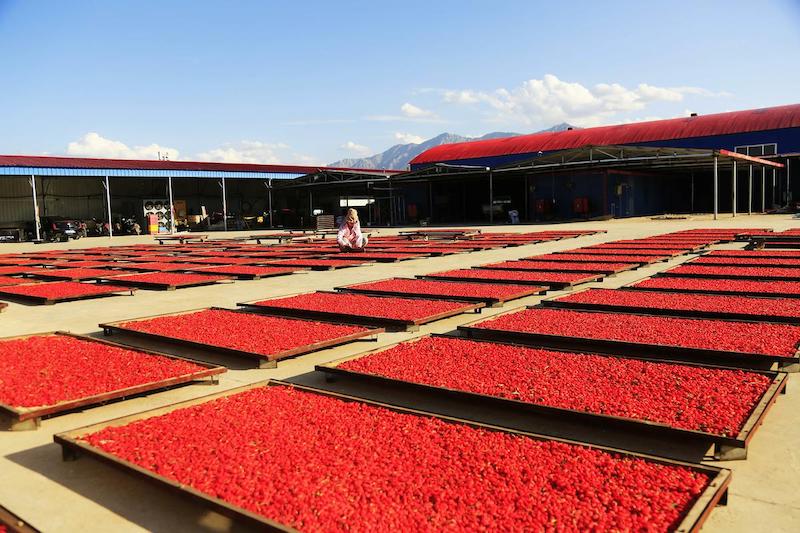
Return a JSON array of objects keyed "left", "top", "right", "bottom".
[{"left": 9, "top": 259, "right": 791, "bottom": 530}]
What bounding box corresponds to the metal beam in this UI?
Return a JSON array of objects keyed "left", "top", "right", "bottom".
[
  {"left": 30, "top": 175, "right": 40, "bottom": 241},
  {"left": 104, "top": 176, "right": 113, "bottom": 238},
  {"left": 713, "top": 156, "right": 718, "bottom": 220}
]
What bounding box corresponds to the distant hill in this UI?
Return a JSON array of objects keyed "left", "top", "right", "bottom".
[{"left": 330, "top": 123, "right": 577, "bottom": 170}]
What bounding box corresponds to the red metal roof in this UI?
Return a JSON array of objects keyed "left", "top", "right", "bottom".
[
  {"left": 411, "top": 103, "right": 800, "bottom": 165},
  {"left": 0, "top": 154, "right": 403, "bottom": 174}
]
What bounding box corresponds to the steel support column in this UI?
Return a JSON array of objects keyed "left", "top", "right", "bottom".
[
  {"left": 428, "top": 181, "right": 434, "bottom": 223},
  {"left": 104, "top": 176, "right": 113, "bottom": 238},
  {"left": 388, "top": 180, "right": 394, "bottom": 226},
  {"left": 524, "top": 175, "right": 529, "bottom": 221},
  {"left": 488, "top": 168, "right": 494, "bottom": 224},
  {"left": 167, "top": 177, "right": 175, "bottom": 234},
  {"left": 748, "top": 165, "right": 753, "bottom": 215},
  {"left": 761, "top": 166, "right": 766, "bottom": 213},
  {"left": 267, "top": 179, "right": 274, "bottom": 228},
  {"left": 713, "top": 156, "right": 718, "bottom": 220},
  {"left": 788, "top": 159, "right": 792, "bottom": 207},
  {"left": 731, "top": 161, "right": 737, "bottom": 217},
  {"left": 30, "top": 175, "right": 40, "bottom": 241},
  {"left": 220, "top": 177, "right": 228, "bottom": 232}
]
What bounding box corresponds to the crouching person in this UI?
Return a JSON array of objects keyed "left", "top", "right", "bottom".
[{"left": 337, "top": 208, "right": 368, "bottom": 251}]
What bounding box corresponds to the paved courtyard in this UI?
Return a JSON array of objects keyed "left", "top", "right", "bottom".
[{"left": 1, "top": 214, "right": 798, "bottom": 532}]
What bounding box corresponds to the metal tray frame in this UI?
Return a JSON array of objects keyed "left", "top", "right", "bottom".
[
  {"left": 238, "top": 290, "right": 483, "bottom": 331},
  {"left": 100, "top": 306, "right": 384, "bottom": 368},
  {"left": 317, "top": 333, "right": 787, "bottom": 460},
  {"left": 53, "top": 380, "right": 731, "bottom": 533},
  {"left": 0, "top": 331, "right": 225, "bottom": 431}
]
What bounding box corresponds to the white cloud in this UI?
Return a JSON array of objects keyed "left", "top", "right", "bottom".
[
  {"left": 66, "top": 133, "right": 323, "bottom": 165},
  {"left": 340, "top": 141, "right": 372, "bottom": 156},
  {"left": 197, "top": 140, "right": 320, "bottom": 165},
  {"left": 67, "top": 132, "right": 180, "bottom": 160},
  {"left": 443, "top": 90, "right": 481, "bottom": 104},
  {"left": 400, "top": 102, "right": 437, "bottom": 119},
  {"left": 394, "top": 132, "right": 425, "bottom": 144},
  {"left": 440, "top": 74, "right": 729, "bottom": 127}
]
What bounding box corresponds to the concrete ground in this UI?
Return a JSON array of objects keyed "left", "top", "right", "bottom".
[{"left": 0, "top": 214, "right": 798, "bottom": 532}]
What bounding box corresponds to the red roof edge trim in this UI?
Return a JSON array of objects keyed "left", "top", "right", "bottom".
[{"left": 0, "top": 154, "right": 404, "bottom": 174}]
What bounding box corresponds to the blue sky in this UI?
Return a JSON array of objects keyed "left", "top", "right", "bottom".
[{"left": 1, "top": 0, "right": 799, "bottom": 166}]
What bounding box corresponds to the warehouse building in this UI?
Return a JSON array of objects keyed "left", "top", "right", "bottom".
[{"left": 395, "top": 103, "right": 798, "bottom": 223}]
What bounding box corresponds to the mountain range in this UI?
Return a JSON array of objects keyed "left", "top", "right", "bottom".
[{"left": 329, "top": 123, "right": 576, "bottom": 170}]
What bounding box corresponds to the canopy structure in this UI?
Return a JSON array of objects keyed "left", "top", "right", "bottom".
[
  {"left": 0, "top": 155, "right": 402, "bottom": 238},
  {"left": 410, "top": 103, "right": 800, "bottom": 168},
  {"left": 397, "top": 145, "right": 785, "bottom": 221}
]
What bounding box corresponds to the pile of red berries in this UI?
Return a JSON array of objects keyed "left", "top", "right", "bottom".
[
  {"left": 0, "top": 335, "right": 206, "bottom": 408},
  {"left": 340, "top": 336, "right": 772, "bottom": 436},
  {"left": 118, "top": 309, "right": 372, "bottom": 358},
  {"left": 81, "top": 385, "right": 711, "bottom": 531},
  {"left": 474, "top": 307, "right": 800, "bottom": 357}
]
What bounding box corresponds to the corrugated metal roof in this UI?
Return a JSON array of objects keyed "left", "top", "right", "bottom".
[
  {"left": 411, "top": 103, "right": 800, "bottom": 165},
  {"left": 0, "top": 155, "right": 404, "bottom": 176}
]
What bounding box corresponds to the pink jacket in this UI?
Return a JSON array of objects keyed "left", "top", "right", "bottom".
[{"left": 337, "top": 220, "right": 363, "bottom": 247}]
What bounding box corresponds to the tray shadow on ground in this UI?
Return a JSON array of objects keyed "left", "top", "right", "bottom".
[
  {"left": 6, "top": 444, "right": 260, "bottom": 533},
  {"left": 84, "top": 330, "right": 257, "bottom": 370},
  {"left": 287, "top": 370, "right": 714, "bottom": 463}
]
